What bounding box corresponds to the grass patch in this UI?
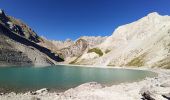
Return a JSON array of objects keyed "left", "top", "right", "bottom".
[
  {"left": 0, "top": 45, "right": 3, "bottom": 49},
  {"left": 88, "top": 48, "right": 103, "bottom": 57},
  {"left": 126, "top": 54, "right": 146, "bottom": 67},
  {"left": 69, "top": 56, "right": 81, "bottom": 64},
  {"left": 154, "top": 58, "right": 170, "bottom": 69}
]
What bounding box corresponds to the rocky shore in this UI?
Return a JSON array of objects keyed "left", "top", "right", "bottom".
[{"left": 0, "top": 68, "right": 170, "bottom": 100}]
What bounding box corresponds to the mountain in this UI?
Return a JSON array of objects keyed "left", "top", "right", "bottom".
[
  {"left": 0, "top": 9, "right": 63, "bottom": 66},
  {"left": 73, "top": 12, "right": 170, "bottom": 68},
  {"left": 39, "top": 36, "right": 107, "bottom": 63},
  {"left": 2, "top": 9, "right": 168, "bottom": 68}
]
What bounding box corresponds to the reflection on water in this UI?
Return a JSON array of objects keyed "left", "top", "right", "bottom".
[{"left": 0, "top": 65, "right": 157, "bottom": 92}]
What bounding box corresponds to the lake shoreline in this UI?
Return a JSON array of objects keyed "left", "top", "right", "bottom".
[
  {"left": 0, "top": 65, "right": 156, "bottom": 93},
  {"left": 57, "top": 63, "right": 155, "bottom": 70},
  {"left": 0, "top": 67, "right": 170, "bottom": 100}
]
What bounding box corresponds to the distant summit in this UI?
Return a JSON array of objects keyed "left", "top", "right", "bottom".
[
  {"left": 0, "top": 9, "right": 5, "bottom": 16},
  {"left": 147, "top": 12, "right": 160, "bottom": 17}
]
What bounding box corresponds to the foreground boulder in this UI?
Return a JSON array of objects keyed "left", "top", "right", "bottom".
[{"left": 30, "top": 88, "right": 49, "bottom": 95}]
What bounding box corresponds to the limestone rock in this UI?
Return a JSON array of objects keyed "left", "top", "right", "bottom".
[
  {"left": 76, "top": 12, "right": 170, "bottom": 68},
  {"left": 35, "top": 88, "right": 49, "bottom": 94}
]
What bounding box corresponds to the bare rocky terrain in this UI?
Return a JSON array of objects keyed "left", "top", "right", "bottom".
[
  {"left": 0, "top": 9, "right": 107, "bottom": 66},
  {"left": 0, "top": 9, "right": 63, "bottom": 66},
  {"left": 39, "top": 36, "right": 107, "bottom": 63},
  {"left": 73, "top": 12, "right": 170, "bottom": 69}
]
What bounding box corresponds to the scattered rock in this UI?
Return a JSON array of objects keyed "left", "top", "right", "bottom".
[
  {"left": 162, "top": 93, "right": 170, "bottom": 100},
  {"left": 30, "top": 88, "right": 49, "bottom": 95},
  {"left": 0, "top": 93, "right": 5, "bottom": 95},
  {"left": 36, "top": 88, "right": 49, "bottom": 94},
  {"left": 30, "top": 91, "right": 37, "bottom": 95},
  {"left": 140, "top": 87, "right": 156, "bottom": 100},
  {"left": 160, "top": 81, "right": 170, "bottom": 87},
  {"left": 141, "top": 91, "right": 155, "bottom": 100}
]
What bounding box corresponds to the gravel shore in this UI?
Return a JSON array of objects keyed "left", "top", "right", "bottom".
[{"left": 0, "top": 68, "right": 170, "bottom": 100}]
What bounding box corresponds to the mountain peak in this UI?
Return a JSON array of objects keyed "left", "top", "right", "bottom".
[
  {"left": 0, "top": 9, "right": 3, "bottom": 13},
  {"left": 0, "top": 9, "right": 5, "bottom": 16},
  {"left": 147, "top": 12, "right": 160, "bottom": 17},
  {"left": 0, "top": 9, "right": 6, "bottom": 17}
]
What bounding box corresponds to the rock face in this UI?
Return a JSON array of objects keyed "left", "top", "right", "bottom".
[
  {"left": 79, "top": 36, "right": 107, "bottom": 48},
  {"left": 60, "top": 36, "right": 107, "bottom": 63},
  {"left": 0, "top": 9, "right": 41, "bottom": 43},
  {"left": 0, "top": 9, "right": 63, "bottom": 66},
  {"left": 75, "top": 12, "right": 170, "bottom": 68},
  {"left": 51, "top": 39, "right": 74, "bottom": 50},
  {"left": 60, "top": 39, "right": 88, "bottom": 58},
  {"left": 39, "top": 36, "right": 107, "bottom": 63}
]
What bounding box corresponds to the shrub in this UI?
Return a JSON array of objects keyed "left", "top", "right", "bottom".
[{"left": 105, "top": 49, "right": 111, "bottom": 54}]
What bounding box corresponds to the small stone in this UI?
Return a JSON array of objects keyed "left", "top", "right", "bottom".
[
  {"left": 0, "top": 93, "right": 5, "bottom": 95},
  {"left": 30, "top": 91, "right": 37, "bottom": 95},
  {"left": 140, "top": 87, "right": 155, "bottom": 100}
]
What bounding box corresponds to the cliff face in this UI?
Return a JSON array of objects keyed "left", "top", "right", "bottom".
[
  {"left": 75, "top": 12, "right": 170, "bottom": 68},
  {"left": 0, "top": 9, "right": 63, "bottom": 66}
]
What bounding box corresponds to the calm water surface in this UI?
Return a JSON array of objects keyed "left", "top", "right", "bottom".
[{"left": 0, "top": 65, "right": 156, "bottom": 92}]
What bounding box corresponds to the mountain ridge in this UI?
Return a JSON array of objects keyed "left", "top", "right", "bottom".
[
  {"left": 73, "top": 12, "right": 170, "bottom": 68},
  {"left": 1, "top": 10, "right": 170, "bottom": 68},
  {"left": 0, "top": 9, "right": 63, "bottom": 66}
]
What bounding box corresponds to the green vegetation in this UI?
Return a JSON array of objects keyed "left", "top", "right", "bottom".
[
  {"left": 127, "top": 54, "right": 146, "bottom": 67},
  {"left": 107, "top": 64, "right": 115, "bottom": 66},
  {"left": 154, "top": 58, "right": 170, "bottom": 69},
  {"left": 69, "top": 56, "right": 81, "bottom": 64},
  {"left": 105, "top": 49, "right": 111, "bottom": 54},
  {"left": 88, "top": 48, "right": 103, "bottom": 57},
  {"left": 0, "top": 45, "right": 3, "bottom": 49}
]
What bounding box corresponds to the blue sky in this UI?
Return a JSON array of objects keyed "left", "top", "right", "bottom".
[{"left": 0, "top": 0, "right": 170, "bottom": 40}]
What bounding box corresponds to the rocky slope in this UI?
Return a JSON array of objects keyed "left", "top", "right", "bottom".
[
  {"left": 0, "top": 9, "right": 63, "bottom": 66},
  {"left": 39, "top": 36, "right": 107, "bottom": 63},
  {"left": 74, "top": 12, "right": 170, "bottom": 68},
  {"left": 60, "top": 36, "right": 107, "bottom": 63}
]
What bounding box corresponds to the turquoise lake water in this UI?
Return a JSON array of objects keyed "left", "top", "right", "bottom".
[{"left": 0, "top": 65, "right": 156, "bottom": 92}]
